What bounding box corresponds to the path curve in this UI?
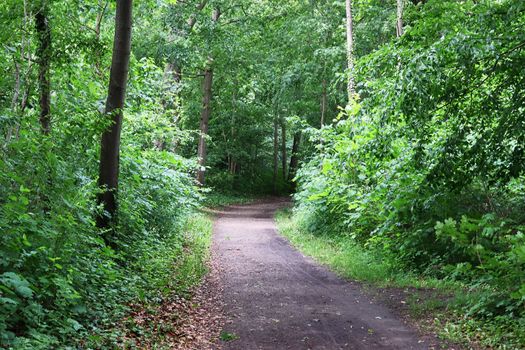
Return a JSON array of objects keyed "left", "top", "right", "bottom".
[{"left": 213, "top": 198, "right": 429, "bottom": 350}]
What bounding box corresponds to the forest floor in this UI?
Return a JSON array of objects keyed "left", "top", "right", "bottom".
[{"left": 208, "top": 198, "right": 448, "bottom": 350}]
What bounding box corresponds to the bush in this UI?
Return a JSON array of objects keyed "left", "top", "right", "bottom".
[{"left": 0, "top": 132, "right": 201, "bottom": 348}]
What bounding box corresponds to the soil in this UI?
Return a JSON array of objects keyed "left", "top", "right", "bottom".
[{"left": 212, "top": 198, "right": 439, "bottom": 350}]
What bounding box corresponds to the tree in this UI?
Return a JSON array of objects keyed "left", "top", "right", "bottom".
[
  {"left": 97, "top": 0, "right": 133, "bottom": 231},
  {"left": 196, "top": 7, "right": 220, "bottom": 185},
  {"left": 35, "top": 0, "right": 51, "bottom": 135},
  {"left": 345, "top": 0, "right": 355, "bottom": 102},
  {"left": 187, "top": 0, "right": 208, "bottom": 31},
  {"left": 273, "top": 117, "right": 279, "bottom": 193},
  {"left": 396, "top": 0, "right": 404, "bottom": 37},
  {"left": 288, "top": 131, "right": 301, "bottom": 183},
  {"left": 281, "top": 117, "right": 287, "bottom": 180},
  {"left": 197, "top": 63, "right": 213, "bottom": 185}
]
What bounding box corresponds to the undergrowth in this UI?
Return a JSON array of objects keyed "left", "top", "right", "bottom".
[
  {"left": 116, "top": 213, "right": 213, "bottom": 349},
  {"left": 202, "top": 191, "right": 257, "bottom": 208}
]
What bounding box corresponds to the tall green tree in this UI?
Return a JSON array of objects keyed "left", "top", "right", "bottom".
[{"left": 97, "top": 0, "right": 133, "bottom": 230}]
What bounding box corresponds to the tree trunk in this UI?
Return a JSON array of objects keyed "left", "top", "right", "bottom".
[
  {"left": 97, "top": 0, "right": 133, "bottom": 231},
  {"left": 288, "top": 131, "right": 301, "bottom": 183},
  {"left": 321, "top": 78, "right": 327, "bottom": 127},
  {"left": 187, "top": 0, "right": 208, "bottom": 31},
  {"left": 94, "top": 0, "right": 109, "bottom": 77},
  {"left": 6, "top": 1, "right": 32, "bottom": 143},
  {"left": 273, "top": 118, "right": 279, "bottom": 194},
  {"left": 229, "top": 80, "right": 238, "bottom": 175},
  {"left": 196, "top": 7, "right": 220, "bottom": 185},
  {"left": 11, "top": 61, "right": 21, "bottom": 112},
  {"left": 95, "top": 0, "right": 108, "bottom": 40},
  {"left": 196, "top": 67, "right": 213, "bottom": 185},
  {"left": 280, "top": 117, "right": 287, "bottom": 180},
  {"left": 396, "top": 0, "right": 404, "bottom": 37},
  {"left": 35, "top": 2, "right": 51, "bottom": 135},
  {"left": 345, "top": 0, "right": 355, "bottom": 102},
  {"left": 161, "top": 0, "right": 206, "bottom": 141}
]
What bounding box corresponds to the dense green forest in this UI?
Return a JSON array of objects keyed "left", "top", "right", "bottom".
[{"left": 1, "top": 0, "right": 524, "bottom": 348}]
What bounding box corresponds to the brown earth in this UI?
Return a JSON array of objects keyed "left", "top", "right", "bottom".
[{"left": 213, "top": 198, "right": 438, "bottom": 350}]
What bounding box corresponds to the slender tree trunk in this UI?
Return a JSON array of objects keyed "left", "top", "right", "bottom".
[
  {"left": 94, "top": 0, "right": 109, "bottom": 77},
  {"left": 396, "top": 0, "right": 404, "bottom": 73},
  {"left": 6, "top": 1, "right": 31, "bottom": 143},
  {"left": 174, "top": 65, "right": 182, "bottom": 84},
  {"left": 160, "top": 0, "right": 206, "bottom": 145},
  {"left": 273, "top": 118, "right": 279, "bottom": 194},
  {"left": 6, "top": 60, "right": 21, "bottom": 145},
  {"left": 212, "top": 7, "right": 221, "bottom": 22},
  {"left": 345, "top": 0, "right": 355, "bottom": 102},
  {"left": 319, "top": 78, "right": 327, "bottom": 150},
  {"left": 11, "top": 60, "right": 21, "bottom": 112},
  {"left": 396, "top": 0, "right": 404, "bottom": 37},
  {"left": 20, "top": 0, "right": 32, "bottom": 121},
  {"left": 280, "top": 117, "right": 287, "bottom": 180},
  {"left": 35, "top": 2, "right": 51, "bottom": 135},
  {"left": 288, "top": 131, "right": 301, "bottom": 183},
  {"left": 95, "top": 0, "right": 108, "bottom": 40},
  {"left": 321, "top": 79, "right": 327, "bottom": 127},
  {"left": 167, "top": 0, "right": 207, "bottom": 94},
  {"left": 187, "top": 0, "right": 208, "bottom": 31},
  {"left": 196, "top": 8, "right": 220, "bottom": 185},
  {"left": 229, "top": 79, "right": 238, "bottom": 175},
  {"left": 196, "top": 67, "right": 213, "bottom": 185},
  {"left": 97, "top": 0, "right": 133, "bottom": 231}
]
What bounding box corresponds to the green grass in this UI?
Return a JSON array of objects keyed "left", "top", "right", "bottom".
[
  {"left": 129, "top": 212, "right": 214, "bottom": 299},
  {"left": 202, "top": 191, "right": 256, "bottom": 208},
  {"left": 171, "top": 213, "right": 214, "bottom": 295},
  {"left": 276, "top": 214, "right": 390, "bottom": 283},
  {"left": 274, "top": 208, "right": 525, "bottom": 349},
  {"left": 275, "top": 209, "right": 456, "bottom": 289},
  {"left": 219, "top": 331, "right": 239, "bottom": 342}
]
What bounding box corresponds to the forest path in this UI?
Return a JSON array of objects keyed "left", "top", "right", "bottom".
[{"left": 212, "top": 198, "right": 429, "bottom": 350}]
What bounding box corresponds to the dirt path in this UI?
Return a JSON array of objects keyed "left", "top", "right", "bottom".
[{"left": 213, "top": 198, "right": 430, "bottom": 350}]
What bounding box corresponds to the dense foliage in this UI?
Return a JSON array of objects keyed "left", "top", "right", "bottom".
[
  {"left": 294, "top": 0, "right": 525, "bottom": 342},
  {"left": 0, "top": 1, "right": 202, "bottom": 347},
  {"left": 1, "top": 0, "right": 524, "bottom": 347}
]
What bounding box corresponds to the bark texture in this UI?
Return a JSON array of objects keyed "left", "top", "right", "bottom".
[
  {"left": 187, "top": 0, "right": 208, "bottom": 31},
  {"left": 35, "top": 2, "right": 51, "bottom": 135},
  {"left": 273, "top": 118, "right": 279, "bottom": 193},
  {"left": 321, "top": 79, "right": 327, "bottom": 127},
  {"left": 196, "top": 8, "right": 220, "bottom": 185},
  {"left": 345, "top": 0, "right": 355, "bottom": 102},
  {"left": 288, "top": 131, "right": 301, "bottom": 184},
  {"left": 280, "top": 117, "right": 287, "bottom": 180},
  {"left": 97, "top": 0, "right": 133, "bottom": 230},
  {"left": 197, "top": 68, "right": 213, "bottom": 185},
  {"left": 396, "top": 0, "right": 404, "bottom": 37}
]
